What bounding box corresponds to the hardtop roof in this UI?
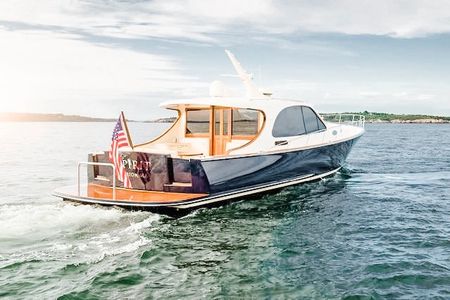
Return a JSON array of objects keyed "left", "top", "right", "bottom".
[{"left": 160, "top": 97, "right": 313, "bottom": 112}]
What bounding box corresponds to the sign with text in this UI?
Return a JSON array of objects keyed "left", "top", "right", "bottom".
[{"left": 120, "top": 152, "right": 170, "bottom": 191}]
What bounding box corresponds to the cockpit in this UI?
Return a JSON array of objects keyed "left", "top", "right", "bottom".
[{"left": 133, "top": 105, "right": 265, "bottom": 158}]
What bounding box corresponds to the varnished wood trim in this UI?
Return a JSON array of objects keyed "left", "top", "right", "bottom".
[
  {"left": 185, "top": 108, "right": 211, "bottom": 137},
  {"left": 185, "top": 133, "right": 209, "bottom": 138},
  {"left": 227, "top": 109, "right": 232, "bottom": 138},
  {"left": 228, "top": 135, "right": 255, "bottom": 140},
  {"left": 212, "top": 107, "right": 231, "bottom": 155},
  {"left": 209, "top": 106, "right": 214, "bottom": 155},
  {"left": 184, "top": 106, "right": 266, "bottom": 156},
  {"left": 87, "top": 183, "right": 208, "bottom": 203}
]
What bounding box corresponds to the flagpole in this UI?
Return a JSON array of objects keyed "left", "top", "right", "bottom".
[{"left": 121, "top": 111, "right": 134, "bottom": 149}]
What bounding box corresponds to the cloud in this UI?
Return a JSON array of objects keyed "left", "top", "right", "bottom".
[
  {"left": 267, "top": 79, "right": 448, "bottom": 115},
  {"left": 250, "top": 36, "right": 357, "bottom": 56},
  {"left": 262, "top": 0, "right": 450, "bottom": 38},
  {"left": 2, "top": 0, "right": 450, "bottom": 42},
  {"left": 0, "top": 1, "right": 449, "bottom": 117},
  {"left": 359, "top": 91, "right": 383, "bottom": 98},
  {"left": 0, "top": 28, "right": 207, "bottom": 118}
]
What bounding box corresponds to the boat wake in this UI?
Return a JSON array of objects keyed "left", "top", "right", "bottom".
[{"left": 0, "top": 202, "right": 160, "bottom": 269}]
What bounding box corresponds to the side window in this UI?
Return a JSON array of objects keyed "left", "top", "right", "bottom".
[
  {"left": 272, "top": 106, "right": 306, "bottom": 137},
  {"left": 302, "top": 106, "right": 326, "bottom": 133},
  {"left": 318, "top": 117, "right": 326, "bottom": 130},
  {"left": 232, "top": 109, "right": 259, "bottom": 136},
  {"left": 186, "top": 109, "right": 210, "bottom": 134}
]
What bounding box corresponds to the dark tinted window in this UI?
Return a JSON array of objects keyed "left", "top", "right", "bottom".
[
  {"left": 318, "top": 116, "right": 326, "bottom": 130},
  {"left": 302, "top": 106, "right": 326, "bottom": 133},
  {"left": 302, "top": 106, "right": 319, "bottom": 133},
  {"left": 232, "top": 109, "right": 258, "bottom": 135},
  {"left": 317, "top": 118, "right": 327, "bottom": 130},
  {"left": 186, "top": 109, "right": 210, "bottom": 134},
  {"left": 272, "top": 106, "right": 306, "bottom": 137}
]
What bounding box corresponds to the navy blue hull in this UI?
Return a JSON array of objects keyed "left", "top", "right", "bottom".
[
  {"left": 200, "top": 138, "right": 359, "bottom": 194},
  {"left": 54, "top": 137, "right": 360, "bottom": 215}
]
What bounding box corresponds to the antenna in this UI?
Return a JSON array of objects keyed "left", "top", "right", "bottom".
[{"left": 225, "top": 50, "right": 265, "bottom": 98}]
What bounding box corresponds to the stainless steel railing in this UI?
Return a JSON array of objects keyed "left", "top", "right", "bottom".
[
  {"left": 77, "top": 162, "right": 116, "bottom": 200},
  {"left": 320, "top": 113, "right": 366, "bottom": 128}
]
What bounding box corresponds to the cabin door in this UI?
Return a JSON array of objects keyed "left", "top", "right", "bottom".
[{"left": 212, "top": 107, "right": 231, "bottom": 155}]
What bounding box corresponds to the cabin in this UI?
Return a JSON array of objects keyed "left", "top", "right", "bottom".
[
  {"left": 133, "top": 98, "right": 264, "bottom": 157},
  {"left": 131, "top": 97, "right": 331, "bottom": 159}
]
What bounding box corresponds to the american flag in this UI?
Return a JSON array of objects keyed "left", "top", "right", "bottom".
[{"left": 109, "top": 112, "right": 132, "bottom": 188}]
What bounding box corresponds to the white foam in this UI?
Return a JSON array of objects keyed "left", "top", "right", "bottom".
[
  {"left": 89, "top": 236, "right": 151, "bottom": 263},
  {"left": 0, "top": 209, "right": 160, "bottom": 268},
  {"left": 125, "top": 214, "right": 160, "bottom": 233},
  {"left": 0, "top": 202, "right": 154, "bottom": 240}
]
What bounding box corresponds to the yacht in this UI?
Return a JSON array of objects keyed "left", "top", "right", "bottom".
[{"left": 53, "top": 50, "right": 365, "bottom": 215}]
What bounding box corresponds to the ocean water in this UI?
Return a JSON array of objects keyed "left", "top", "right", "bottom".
[{"left": 0, "top": 123, "right": 450, "bottom": 299}]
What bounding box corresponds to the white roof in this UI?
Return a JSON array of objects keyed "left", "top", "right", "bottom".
[{"left": 160, "top": 97, "right": 312, "bottom": 112}]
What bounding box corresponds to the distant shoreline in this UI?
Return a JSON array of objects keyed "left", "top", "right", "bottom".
[
  {"left": 365, "top": 119, "right": 450, "bottom": 124},
  {"left": 322, "top": 112, "right": 450, "bottom": 124},
  {"left": 1, "top": 112, "right": 449, "bottom": 124},
  {"left": 0, "top": 112, "right": 177, "bottom": 123},
  {"left": 0, "top": 113, "right": 117, "bottom": 122}
]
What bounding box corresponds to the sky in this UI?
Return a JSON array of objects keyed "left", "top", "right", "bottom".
[{"left": 0, "top": 0, "right": 450, "bottom": 120}]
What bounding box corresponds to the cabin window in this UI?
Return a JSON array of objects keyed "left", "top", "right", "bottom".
[
  {"left": 272, "top": 105, "right": 326, "bottom": 137},
  {"left": 232, "top": 109, "right": 259, "bottom": 136},
  {"left": 272, "top": 106, "right": 306, "bottom": 137},
  {"left": 186, "top": 109, "right": 210, "bottom": 134},
  {"left": 302, "top": 106, "right": 326, "bottom": 133}
]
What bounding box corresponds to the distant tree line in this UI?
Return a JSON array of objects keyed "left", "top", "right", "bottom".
[{"left": 321, "top": 111, "right": 450, "bottom": 122}]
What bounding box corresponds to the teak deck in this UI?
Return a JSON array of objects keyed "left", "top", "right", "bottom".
[{"left": 87, "top": 184, "right": 207, "bottom": 203}]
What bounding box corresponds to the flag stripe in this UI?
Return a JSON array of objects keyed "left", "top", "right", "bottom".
[{"left": 109, "top": 113, "right": 132, "bottom": 188}]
